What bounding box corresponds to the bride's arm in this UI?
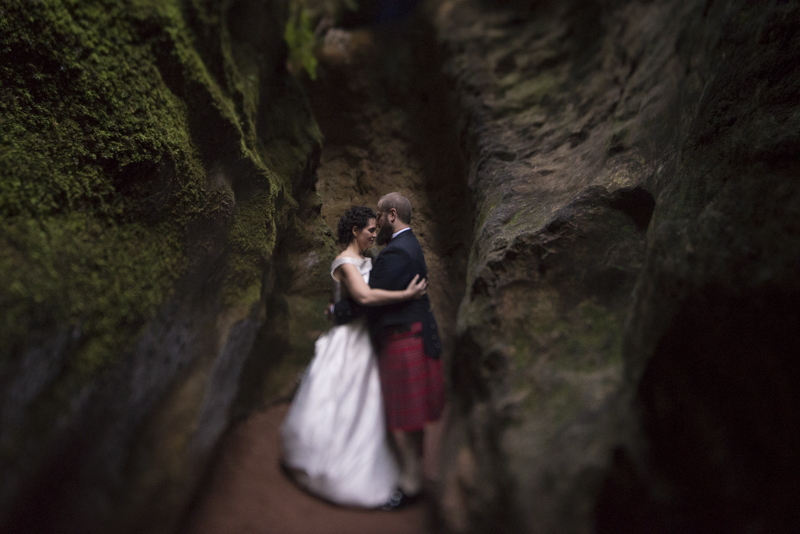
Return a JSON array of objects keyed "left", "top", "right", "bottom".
[{"left": 335, "top": 263, "right": 426, "bottom": 306}]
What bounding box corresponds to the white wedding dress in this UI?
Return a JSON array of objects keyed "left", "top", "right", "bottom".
[{"left": 280, "top": 256, "right": 400, "bottom": 507}]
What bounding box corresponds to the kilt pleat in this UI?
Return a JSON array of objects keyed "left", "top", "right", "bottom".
[{"left": 378, "top": 322, "right": 445, "bottom": 431}]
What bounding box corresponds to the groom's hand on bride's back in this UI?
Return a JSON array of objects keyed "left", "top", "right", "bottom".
[{"left": 331, "top": 298, "right": 363, "bottom": 325}]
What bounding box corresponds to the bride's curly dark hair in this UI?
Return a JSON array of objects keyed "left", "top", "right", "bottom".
[{"left": 337, "top": 206, "right": 376, "bottom": 245}]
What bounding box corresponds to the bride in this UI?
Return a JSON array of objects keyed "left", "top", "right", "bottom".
[{"left": 280, "top": 206, "right": 427, "bottom": 508}]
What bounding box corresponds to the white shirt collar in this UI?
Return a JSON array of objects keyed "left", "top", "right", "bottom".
[{"left": 392, "top": 227, "right": 411, "bottom": 239}]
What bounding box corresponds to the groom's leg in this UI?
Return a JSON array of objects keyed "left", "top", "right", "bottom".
[
  {"left": 379, "top": 322, "right": 434, "bottom": 496},
  {"left": 392, "top": 429, "right": 423, "bottom": 495}
]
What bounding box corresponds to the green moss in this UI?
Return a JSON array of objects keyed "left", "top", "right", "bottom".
[
  {"left": 475, "top": 199, "right": 500, "bottom": 238},
  {"left": 0, "top": 0, "right": 210, "bottom": 365},
  {"left": 499, "top": 298, "right": 625, "bottom": 428},
  {"left": 1, "top": 214, "right": 183, "bottom": 367},
  {"left": 285, "top": 5, "right": 318, "bottom": 80},
  {"left": 506, "top": 209, "right": 523, "bottom": 227},
  {"left": 281, "top": 291, "right": 331, "bottom": 384},
  {"left": 561, "top": 300, "right": 624, "bottom": 369},
  {"left": 0, "top": 0, "right": 320, "bottom": 389},
  {"left": 282, "top": 0, "right": 363, "bottom": 80},
  {"left": 529, "top": 379, "right": 586, "bottom": 427},
  {"left": 224, "top": 189, "right": 277, "bottom": 307},
  {"left": 502, "top": 71, "right": 562, "bottom": 107},
  {"left": 500, "top": 296, "right": 625, "bottom": 397}
]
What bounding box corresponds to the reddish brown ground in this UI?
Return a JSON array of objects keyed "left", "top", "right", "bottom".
[{"left": 182, "top": 404, "right": 443, "bottom": 534}]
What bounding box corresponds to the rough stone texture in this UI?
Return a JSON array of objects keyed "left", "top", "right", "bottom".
[
  {"left": 609, "top": 2, "right": 800, "bottom": 531},
  {"left": 0, "top": 1, "right": 327, "bottom": 532},
  {"left": 4, "top": 0, "right": 800, "bottom": 532},
  {"left": 427, "top": 0, "right": 800, "bottom": 532}
]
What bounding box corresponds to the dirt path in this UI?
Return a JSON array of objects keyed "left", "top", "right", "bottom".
[{"left": 181, "top": 404, "right": 443, "bottom": 534}]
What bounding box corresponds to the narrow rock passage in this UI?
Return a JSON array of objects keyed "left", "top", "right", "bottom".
[
  {"left": 181, "top": 15, "right": 470, "bottom": 534},
  {"left": 310, "top": 18, "right": 471, "bottom": 361}
]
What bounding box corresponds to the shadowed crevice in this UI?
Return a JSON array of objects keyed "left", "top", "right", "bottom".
[
  {"left": 597, "top": 287, "right": 800, "bottom": 533},
  {"left": 608, "top": 187, "right": 656, "bottom": 231}
]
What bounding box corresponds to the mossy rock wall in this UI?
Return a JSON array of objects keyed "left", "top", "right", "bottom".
[
  {"left": 0, "top": 1, "right": 329, "bottom": 532},
  {"left": 428, "top": 0, "right": 800, "bottom": 532}
]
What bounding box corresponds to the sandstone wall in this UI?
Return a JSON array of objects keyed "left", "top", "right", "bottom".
[
  {"left": 428, "top": 0, "right": 800, "bottom": 532},
  {"left": 0, "top": 1, "right": 328, "bottom": 532},
  {"left": 3, "top": 0, "right": 799, "bottom": 532}
]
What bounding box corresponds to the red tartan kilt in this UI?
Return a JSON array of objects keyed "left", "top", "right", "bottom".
[{"left": 378, "top": 322, "right": 445, "bottom": 431}]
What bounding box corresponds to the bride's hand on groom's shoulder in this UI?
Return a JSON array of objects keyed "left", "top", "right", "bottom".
[{"left": 405, "top": 274, "right": 427, "bottom": 300}]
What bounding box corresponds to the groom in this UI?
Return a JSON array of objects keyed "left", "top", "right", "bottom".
[{"left": 337, "top": 192, "right": 445, "bottom": 506}]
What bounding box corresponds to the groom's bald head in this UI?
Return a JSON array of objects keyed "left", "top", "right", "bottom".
[{"left": 377, "top": 192, "right": 412, "bottom": 224}]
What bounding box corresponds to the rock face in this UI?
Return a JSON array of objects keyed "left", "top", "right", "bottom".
[
  {"left": 426, "top": 0, "right": 800, "bottom": 532},
  {"left": 0, "top": 1, "right": 327, "bottom": 532},
  {"left": 3, "top": 0, "right": 799, "bottom": 532}
]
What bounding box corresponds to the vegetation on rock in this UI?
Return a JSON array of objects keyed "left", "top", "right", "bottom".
[
  {"left": 0, "top": 0, "right": 326, "bottom": 530},
  {"left": 0, "top": 0, "right": 319, "bottom": 381}
]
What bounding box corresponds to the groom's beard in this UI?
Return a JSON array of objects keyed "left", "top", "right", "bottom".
[{"left": 376, "top": 223, "right": 393, "bottom": 246}]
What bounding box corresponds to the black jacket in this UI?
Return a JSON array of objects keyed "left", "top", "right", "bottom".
[{"left": 334, "top": 229, "right": 442, "bottom": 359}]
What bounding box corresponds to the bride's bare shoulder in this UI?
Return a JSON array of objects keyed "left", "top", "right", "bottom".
[
  {"left": 335, "top": 252, "right": 361, "bottom": 261},
  {"left": 332, "top": 253, "right": 359, "bottom": 283}
]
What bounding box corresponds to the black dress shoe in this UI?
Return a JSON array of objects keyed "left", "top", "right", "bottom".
[{"left": 379, "top": 488, "right": 422, "bottom": 510}]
